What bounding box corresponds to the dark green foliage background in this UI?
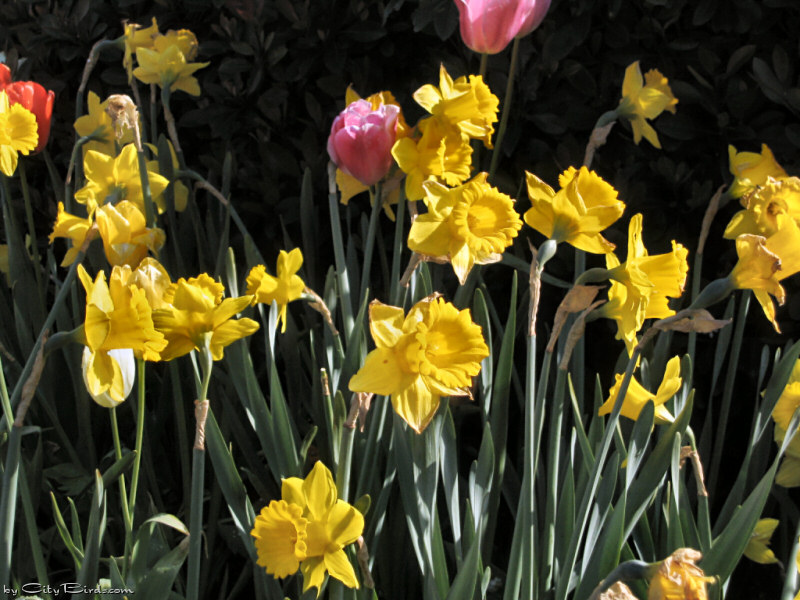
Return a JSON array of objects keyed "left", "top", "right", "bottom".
[{"left": 2, "top": 0, "right": 800, "bottom": 598}]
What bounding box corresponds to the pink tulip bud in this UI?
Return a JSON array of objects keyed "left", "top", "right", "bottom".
[
  {"left": 327, "top": 99, "right": 399, "bottom": 187},
  {"left": 454, "top": 0, "right": 551, "bottom": 55}
]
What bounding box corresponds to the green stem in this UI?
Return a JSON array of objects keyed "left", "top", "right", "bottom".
[
  {"left": 707, "top": 291, "right": 750, "bottom": 496},
  {"left": 18, "top": 161, "right": 45, "bottom": 312},
  {"left": 478, "top": 53, "right": 488, "bottom": 79},
  {"left": 555, "top": 346, "right": 642, "bottom": 600},
  {"left": 543, "top": 366, "right": 567, "bottom": 591},
  {"left": 389, "top": 189, "right": 407, "bottom": 305},
  {"left": 161, "top": 87, "right": 186, "bottom": 169},
  {"left": 573, "top": 249, "right": 586, "bottom": 407},
  {"left": 781, "top": 517, "right": 800, "bottom": 600},
  {"left": 187, "top": 347, "right": 213, "bottom": 600},
  {"left": 110, "top": 407, "right": 134, "bottom": 574},
  {"left": 686, "top": 249, "right": 704, "bottom": 368},
  {"left": 127, "top": 358, "right": 146, "bottom": 528},
  {"left": 136, "top": 149, "right": 156, "bottom": 228},
  {"left": 359, "top": 183, "right": 382, "bottom": 305},
  {"left": 686, "top": 427, "right": 712, "bottom": 552},
  {"left": 336, "top": 422, "right": 355, "bottom": 503},
  {"left": 64, "top": 137, "right": 91, "bottom": 211},
  {"left": 489, "top": 37, "right": 520, "bottom": 179},
  {"left": 0, "top": 424, "right": 21, "bottom": 589},
  {"left": 328, "top": 170, "right": 355, "bottom": 336}
]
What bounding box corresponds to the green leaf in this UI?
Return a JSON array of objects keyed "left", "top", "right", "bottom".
[
  {"left": 134, "top": 538, "right": 190, "bottom": 600},
  {"left": 74, "top": 472, "right": 106, "bottom": 599}
]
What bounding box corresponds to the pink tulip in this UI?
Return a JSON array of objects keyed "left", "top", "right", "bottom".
[
  {"left": 454, "top": 0, "right": 551, "bottom": 55},
  {"left": 327, "top": 99, "right": 400, "bottom": 187}
]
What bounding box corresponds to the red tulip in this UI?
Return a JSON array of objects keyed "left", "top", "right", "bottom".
[
  {"left": 0, "top": 63, "right": 55, "bottom": 153},
  {"left": 454, "top": 0, "right": 551, "bottom": 55},
  {"left": 327, "top": 99, "right": 399, "bottom": 187}
]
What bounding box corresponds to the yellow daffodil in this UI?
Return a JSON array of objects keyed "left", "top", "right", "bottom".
[
  {"left": 74, "top": 144, "right": 169, "bottom": 214},
  {"left": 523, "top": 166, "right": 625, "bottom": 254},
  {"left": 413, "top": 64, "right": 499, "bottom": 148},
  {"left": 49, "top": 202, "right": 96, "bottom": 266},
  {"left": 0, "top": 90, "right": 38, "bottom": 176},
  {"left": 145, "top": 140, "right": 188, "bottom": 212},
  {"left": 408, "top": 173, "right": 522, "bottom": 284},
  {"left": 349, "top": 296, "right": 489, "bottom": 433},
  {"left": 152, "top": 273, "right": 259, "bottom": 361},
  {"left": 74, "top": 91, "right": 133, "bottom": 157},
  {"left": 133, "top": 31, "right": 209, "bottom": 96},
  {"left": 246, "top": 248, "right": 306, "bottom": 333},
  {"left": 598, "top": 214, "right": 689, "bottom": 353},
  {"left": 598, "top": 355, "right": 682, "bottom": 424},
  {"left": 728, "top": 221, "right": 800, "bottom": 332},
  {"left": 278, "top": 462, "right": 364, "bottom": 592},
  {"left": 81, "top": 347, "right": 135, "bottom": 408},
  {"left": 728, "top": 144, "right": 787, "bottom": 199},
  {"left": 617, "top": 61, "right": 677, "bottom": 149},
  {"left": 647, "top": 548, "right": 714, "bottom": 600},
  {"left": 122, "top": 17, "right": 160, "bottom": 83},
  {"left": 252, "top": 499, "right": 308, "bottom": 578},
  {"left": 392, "top": 116, "right": 473, "bottom": 201},
  {"left": 724, "top": 176, "right": 800, "bottom": 239},
  {"left": 95, "top": 200, "right": 166, "bottom": 267},
  {"left": 743, "top": 518, "right": 779, "bottom": 564},
  {"left": 78, "top": 265, "right": 167, "bottom": 403}
]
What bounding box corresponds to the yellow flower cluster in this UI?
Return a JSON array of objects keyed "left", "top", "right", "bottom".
[
  {"left": 251, "top": 462, "right": 364, "bottom": 593},
  {"left": 349, "top": 296, "right": 489, "bottom": 433},
  {"left": 722, "top": 146, "right": 800, "bottom": 331},
  {"left": 393, "top": 64, "right": 499, "bottom": 201}
]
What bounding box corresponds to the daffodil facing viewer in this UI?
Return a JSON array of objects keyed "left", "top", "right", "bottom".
[
  {"left": 349, "top": 295, "right": 489, "bottom": 433},
  {"left": 251, "top": 461, "right": 364, "bottom": 593},
  {"left": 408, "top": 173, "right": 522, "bottom": 284},
  {"left": 523, "top": 166, "right": 625, "bottom": 254},
  {"left": 246, "top": 248, "right": 306, "bottom": 333},
  {"left": 617, "top": 61, "right": 678, "bottom": 149}
]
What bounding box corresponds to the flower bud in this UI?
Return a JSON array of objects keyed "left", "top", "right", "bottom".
[
  {"left": 327, "top": 99, "right": 399, "bottom": 187},
  {"left": 82, "top": 347, "right": 135, "bottom": 408},
  {"left": 454, "top": 0, "right": 551, "bottom": 55}
]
